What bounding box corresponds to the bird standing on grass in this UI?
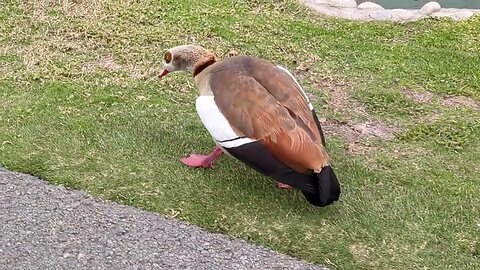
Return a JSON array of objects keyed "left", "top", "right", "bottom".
[{"left": 159, "top": 45, "right": 340, "bottom": 207}]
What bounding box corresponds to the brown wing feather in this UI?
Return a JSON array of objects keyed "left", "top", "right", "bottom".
[
  {"left": 261, "top": 129, "right": 329, "bottom": 174},
  {"left": 213, "top": 74, "right": 295, "bottom": 139},
  {"left": 209, "top": 58, "right": 330, "bottom": 172},
  {"left": 250, "top": 61, "right": 322, "bottom": 142}
]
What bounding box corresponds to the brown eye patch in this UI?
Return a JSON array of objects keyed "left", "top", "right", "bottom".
[{"left": 164, "top": 51, "right": 172, "bottom": 63}]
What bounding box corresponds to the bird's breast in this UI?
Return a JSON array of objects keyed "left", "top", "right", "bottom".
[{"left": 195, "top": 96, "right": 256, "bottom": 148}]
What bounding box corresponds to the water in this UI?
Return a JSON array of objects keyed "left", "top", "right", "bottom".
[{"left": 356, "top": 0, "right": 480, "bottom": 9}]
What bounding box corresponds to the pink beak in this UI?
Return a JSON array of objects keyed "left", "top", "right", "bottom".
[{"left": 159, "top": 69, "right": 170, "bottom": 78}]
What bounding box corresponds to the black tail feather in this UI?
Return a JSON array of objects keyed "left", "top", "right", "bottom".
[
  {"left": 301, "top": 166, "right": 340, "bottom": 207},
  {"left": 222, "top": 141, "right": 340, "bottom": 206}
]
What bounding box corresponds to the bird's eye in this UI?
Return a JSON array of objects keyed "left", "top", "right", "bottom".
[{"left": 164, "top": 51, "right": 172, "bottom": 63}]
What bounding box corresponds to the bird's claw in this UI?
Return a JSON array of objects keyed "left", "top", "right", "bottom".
[
  {"left": 276, "top": 182, "right": 294, "bottom": 189},
  {"left": 180, "top": 154, "right": 215, "bottom": 169}
]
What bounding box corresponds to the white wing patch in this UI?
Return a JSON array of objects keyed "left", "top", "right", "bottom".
[
  {"left": 195, "top": 96, "right": 256, "bottom": 148},
  {"left": 276, "top": 65, "right": 314, "bottom": 110}
]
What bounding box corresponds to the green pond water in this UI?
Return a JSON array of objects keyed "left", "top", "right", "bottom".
[{"left": 356, "top": 0, "right": 480, "bottom": 9}]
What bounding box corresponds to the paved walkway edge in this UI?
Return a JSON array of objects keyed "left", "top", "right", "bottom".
[{"left": 0, "top": 167, "right": 327, "bottom": 270}]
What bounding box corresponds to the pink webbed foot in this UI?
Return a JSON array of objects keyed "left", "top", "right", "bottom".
[
  {"left": 180, "top": 154, "right": 216, "bottom": 168},
  {"left": 180, "top": 146, "right": 224, "bottom": 169},
  {"left": 276, "top": 182, "right": 294, "bottom": 189}
]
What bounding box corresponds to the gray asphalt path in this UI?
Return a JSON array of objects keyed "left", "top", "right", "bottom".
[{"left": 0, "top": 167, "right": 326, "bottom": 270}]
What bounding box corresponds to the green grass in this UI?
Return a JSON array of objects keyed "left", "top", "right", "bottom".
[{"left": 1, "top": 1, "right": 479, "bottom": 269}]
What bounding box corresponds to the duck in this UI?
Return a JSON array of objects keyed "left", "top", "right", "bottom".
[{"left": 159, "top": 44, "right": 340, "bottom": 207}]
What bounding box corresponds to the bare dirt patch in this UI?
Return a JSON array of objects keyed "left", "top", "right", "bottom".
[
  {"left": 443, "top": 95, "right": 480, "bottom": 111},
  {"left": 82, "top": 55, "right": 122, "bottom": 74},
  {"left": 20, "top": 0, "right": 108, "bottom": 22},
  {"left": 402, "top": 88, "right": 480, "bottom": 112},
  {"left": 321, "top": 118, "right": 401, "bottom": 155},
  {"left": 402, "top": 89, "right": 435, "bottom": 104},
  {"left": 308, "top": 77, "right": 402, "bottom": 155},
  {"left": 82, "top": 55, "right": 160, "bottom": 81},
  {"left": 351, "top": 122, "right": 399, "bottom": 140},
  {"left": 322, "top": 80, "right": 369, "bottom": 119}
]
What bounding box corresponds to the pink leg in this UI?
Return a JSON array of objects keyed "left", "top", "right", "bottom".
[
  {"left": 180, "top": 145, "right": 224, "bottom": 169},
  {"left": 181, "top": 145, "right": 292, "bottom": 189},
  {"left": 276, "top": 182, "right": 294, "bottom": 189}
]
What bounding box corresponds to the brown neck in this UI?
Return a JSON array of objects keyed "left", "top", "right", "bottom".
[{"left": 193, "top": 54, "right": 217, "bottom": 77}]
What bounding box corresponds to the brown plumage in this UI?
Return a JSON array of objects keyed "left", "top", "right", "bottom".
[
  {"left": 160, "top": 45, "right": 340, "bottom": 206},
  {"left": 206, "top": 56, "right": 330, "bottom": 174}
]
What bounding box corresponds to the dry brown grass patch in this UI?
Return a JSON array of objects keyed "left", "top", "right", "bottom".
[
  {"left": 403, "top": 88, "right": 480, "bottom": 112},
  {"left": 82, "top": 55, "right": 122, "bottom": 74},
  {"left": 309, "top": 77, "right": 402, "bottom": 155},
  {"left": 20, "top": 0, "right": 109, "bottom": 21},
  {"left": 443, "top": 95, "right": 480, "bottom": 111},
  {"left": 402, "top": 89, "right": 435, "bottom": 104},
  {"left": 350, "top": 243, "right": 374, "bottom": 263}
]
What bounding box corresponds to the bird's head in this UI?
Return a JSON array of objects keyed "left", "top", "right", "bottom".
[{"left": 159, "top": 44, "right": 217, "bottom": 78}]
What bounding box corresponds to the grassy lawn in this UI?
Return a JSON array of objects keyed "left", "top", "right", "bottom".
[{"left": 1, "top": 0, "right": 479, "bottom": 269}]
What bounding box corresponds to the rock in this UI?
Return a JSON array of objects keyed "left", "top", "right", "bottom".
[
  {"left": 357, "top": 2, "right": 384, "bottom": 10},
  {"left": 368, "top": 10, "right": 392, "bottom": 20},
  {"left": 339, "top": 8, "right": 371, "bottom": 20},
  {"left": 419, "top": 2, "right": 441, "bottom": 15},
  {"left": 315, "top": 0, "right": 357, "bottom": 8},
  {"left": 452, "top": 10, "right": 475, "bottom": 20},
  {"left": 302, "top": 0, "right": 477, "bottom": 22},
  {"left": 432, "top": 8, "right": 479, "bottom": 20},
  {"left": 391, "top": 9, "right": 418, "bottom": 21}
]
